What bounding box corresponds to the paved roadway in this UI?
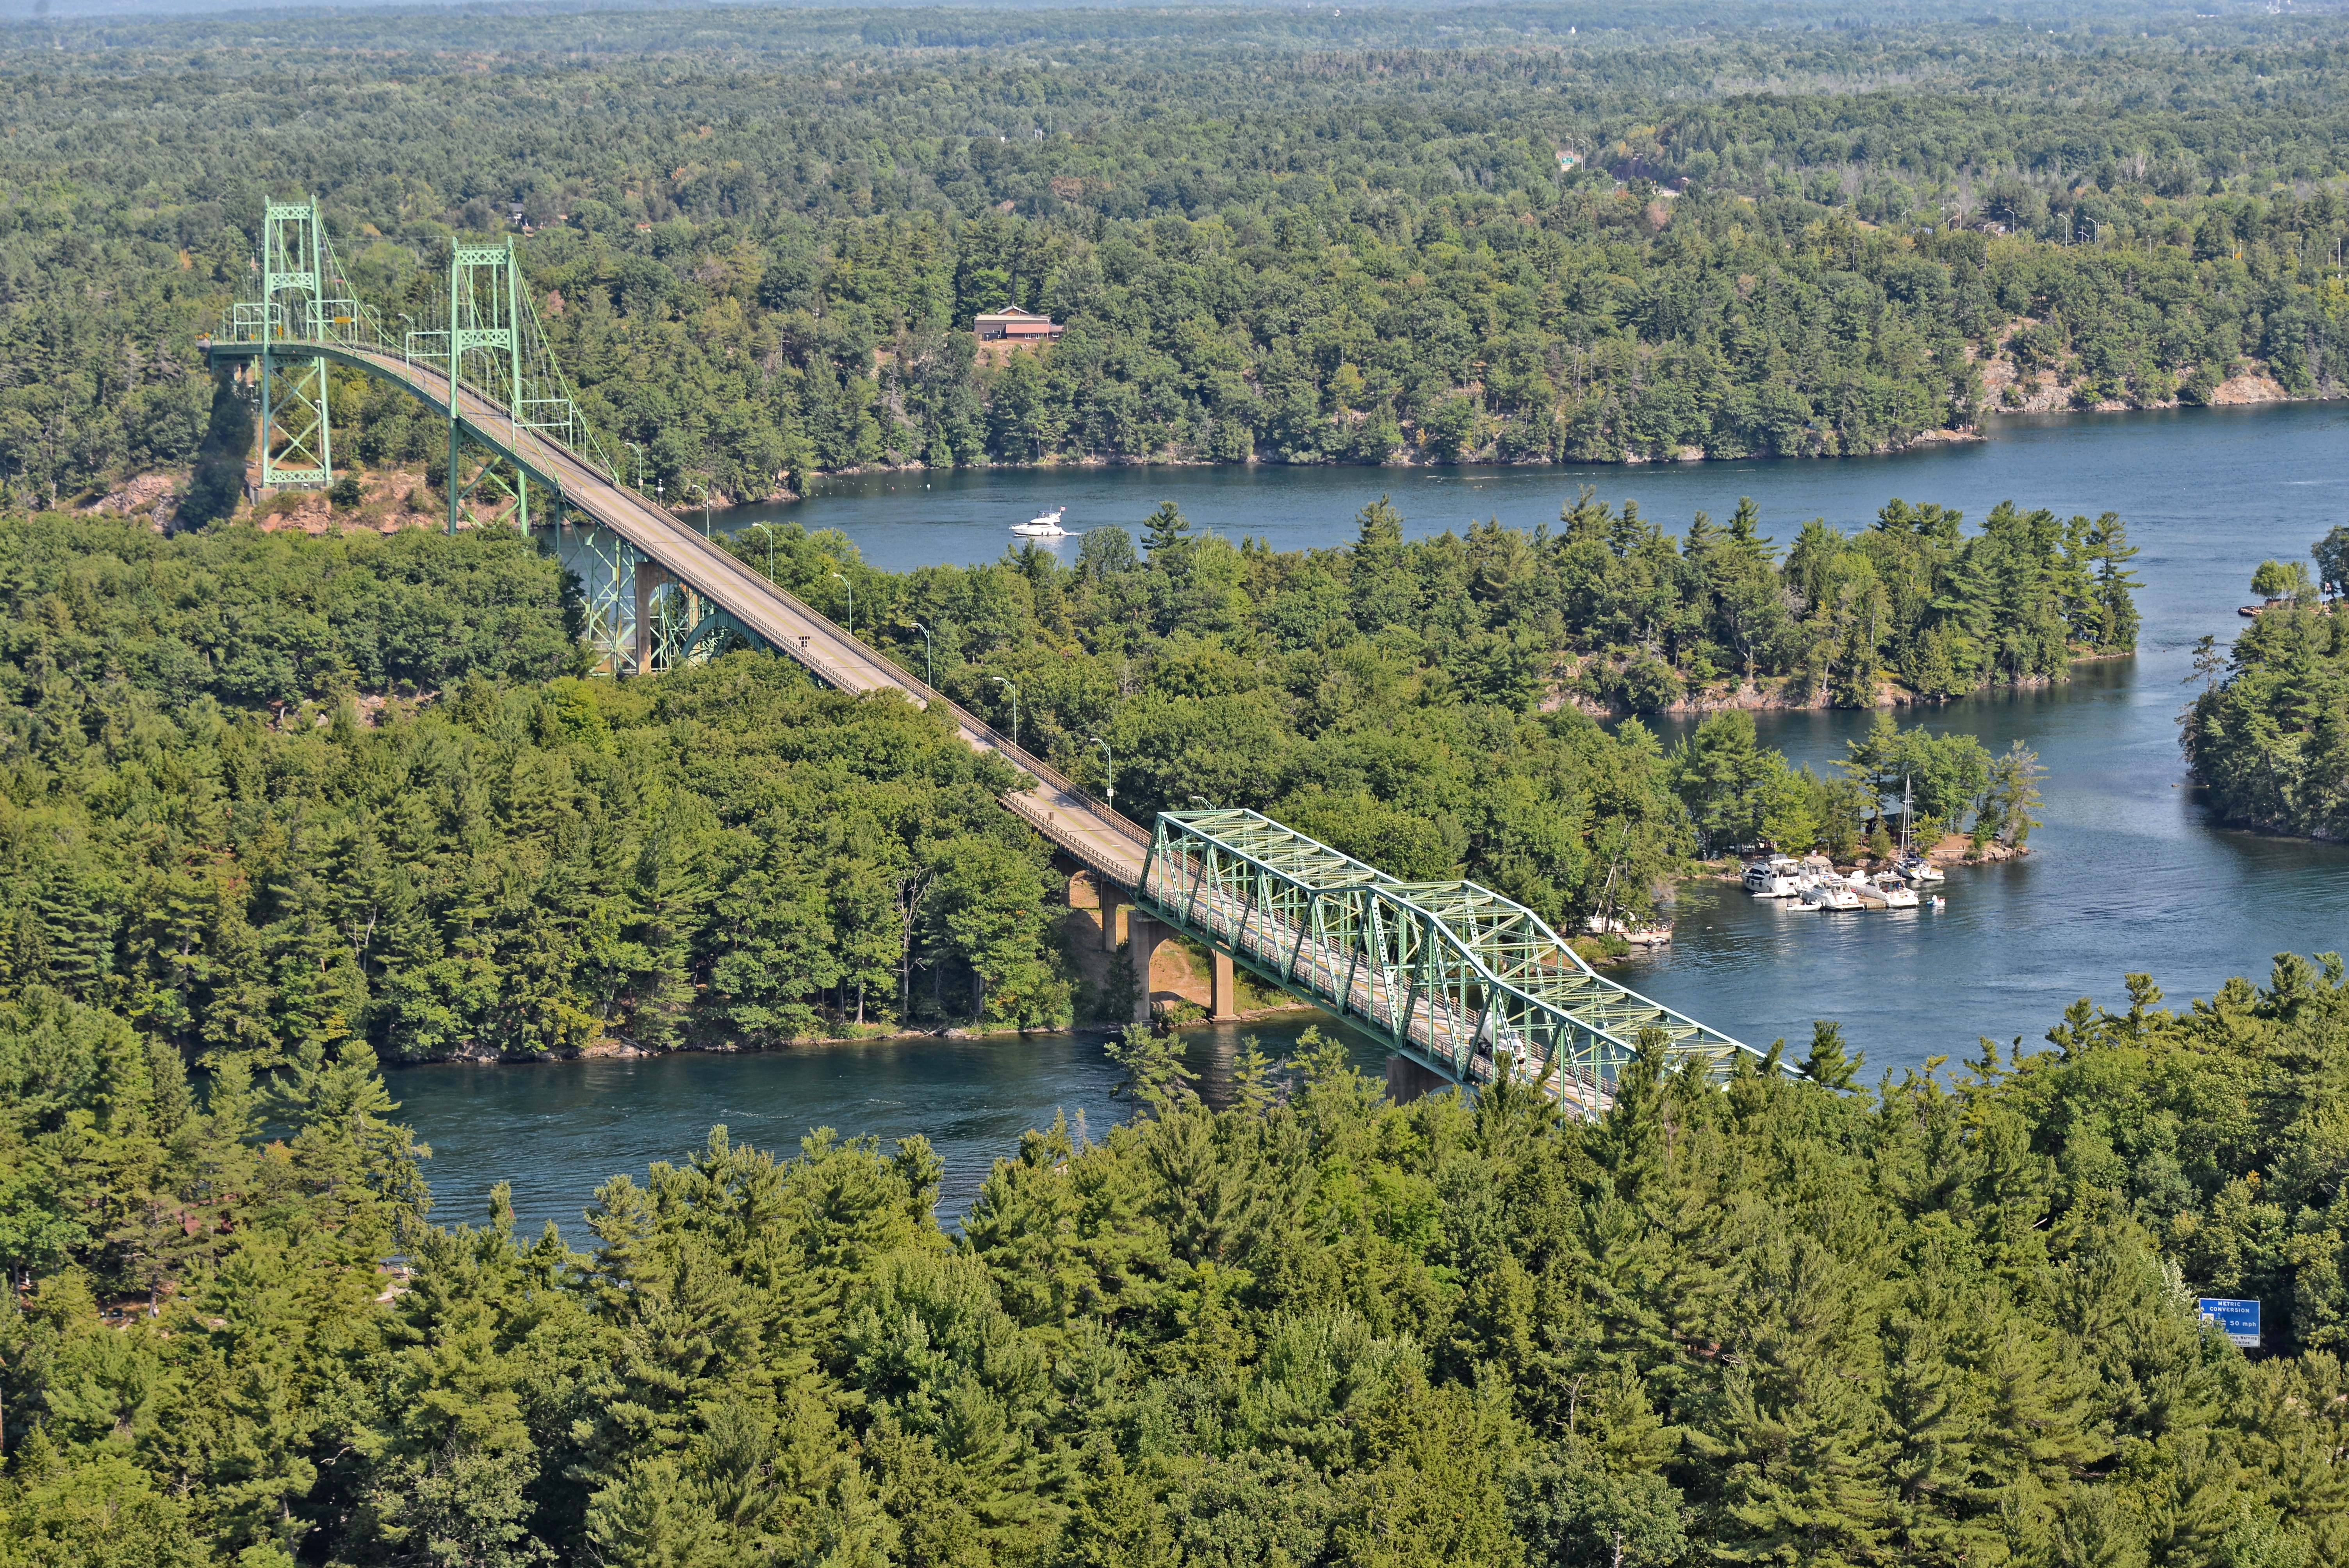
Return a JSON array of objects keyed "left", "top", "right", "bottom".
[{"left": 262, "top": 342, "right": 1155, "bottom": 892}]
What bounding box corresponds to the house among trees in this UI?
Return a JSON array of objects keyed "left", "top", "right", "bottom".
[{"left": 974, "top": 305, "right": 1065, "bottom": 343}]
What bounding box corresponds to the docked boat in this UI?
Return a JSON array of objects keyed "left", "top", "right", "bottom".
[
  {"left": 1742, "top": 856, "right": 1801, "bottom": 897},
  {"left": 1870, "top": 871, "right": 1919, "bottom": 908},
  {"left": 1899, "top": 855, "right": 1943, "bottom": 886},
  {"left": 1011, "top": 507, "right": 1069, "bottom": 538},
  {"left": 1799, "top": 880, "right": 1862, "bottom": 911},
  {"left": 1585, "top": 913, "right": 1672, "bottom": 946}
]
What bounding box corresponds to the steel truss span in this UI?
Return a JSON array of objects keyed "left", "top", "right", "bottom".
[{"left": 1137, "top": 809, "right": 1766, "bottom": 1111}]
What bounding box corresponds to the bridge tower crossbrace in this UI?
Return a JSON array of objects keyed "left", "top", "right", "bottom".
[{"left": 210, "top": 197, "right": 752, "bottom": 675}]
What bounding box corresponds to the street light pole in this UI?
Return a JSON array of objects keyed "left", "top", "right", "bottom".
[
  {"left": 691, "top": 482, "right": 711, "bottom": 536},
  {"left": 831, "top": 571, "right": 853, "bottom": 638},
  {"left": 911, "top": 621, "right": 934, "bottom": 686},
  {"left": 990, "top": 675, "right": 1020, "bottom": 752},
  {"left": 1090, "top": 735, "right": 1115, "bottom": 811},
  {"left": 626, "top": 442, "right": 647, "bottom": 490},
  {"left": 748, "top": 522, "right": 778, "bottom": 579}
]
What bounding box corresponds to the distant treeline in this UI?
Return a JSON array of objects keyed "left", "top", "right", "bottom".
[{"left": 13, "top": 3, "right": 2349, "bottom": 504}]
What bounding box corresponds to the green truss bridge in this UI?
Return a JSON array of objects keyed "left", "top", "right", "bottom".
[
  {"left": 203, "top": 198, "right": 1759, "bottom": 1109},
  {"left": 1134, "top": 811, "right": 1759, "bottom": 1110}
]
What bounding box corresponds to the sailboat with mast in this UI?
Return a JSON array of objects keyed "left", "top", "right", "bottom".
[{"left": 1896, "top": 775, "right": 1944, "bottom": 886}]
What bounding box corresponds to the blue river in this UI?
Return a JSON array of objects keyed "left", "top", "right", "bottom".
[{"left": 407, "top": 401, "right": 2349, "bottom": 1235}]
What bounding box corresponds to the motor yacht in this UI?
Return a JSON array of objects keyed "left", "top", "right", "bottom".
[
  {"left": 1798, "top": 879, "right": 1862, "bottom": 911},
  {"left": 1742, "top": 856, "right": 1801, "bottom": 897},
  {"left": 1869, "top": 871, "right": 1919, "bottom": 908},
  {"left": 1010, "top": 507, "right": 1069, "bottom": 538}
]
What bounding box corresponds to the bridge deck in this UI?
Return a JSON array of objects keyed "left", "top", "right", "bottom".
[
  {"left": 212, "top": 339, "right": 1151, "bottom": 892},
  {"left": 216, "top": 337, "right": 1752, "bottom": 1102},
  {"left": 1145, "top": 845, "right": 1613, "bottom": 1114}
]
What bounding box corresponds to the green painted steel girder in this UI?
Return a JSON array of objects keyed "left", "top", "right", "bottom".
[
  {"left": 203, "top": 339, "right": 570, "bottom": 500},
  {"left": 1134, "top": 808, "right": 1766, "bottom": 1110},
  {"left": 210, "top": 198, "right": 612, "bottom": 536}
]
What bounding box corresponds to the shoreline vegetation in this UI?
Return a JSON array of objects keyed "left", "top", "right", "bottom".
[
  {"left": 0, "top": 479, "right": 2105, "bottom": 1066},
  {"left": 11, "top": 956, "right": 2349, "bottom": 1567},
  {"left": 2183, "top": 526, "right": 2349, "bottom": 841}
]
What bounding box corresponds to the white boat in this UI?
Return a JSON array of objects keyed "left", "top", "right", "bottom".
[
  {"left": 1742, "top": 856, "right": 1800, "bottom": 897},
  {"left": 1586, "top": 914, "right": 1672, "bottom": 946},
  {"left": 1799, "top": 880, "right": 1862, "bottom": 911},
  {"left": 1900, "top": 856, "right": 1944, "bottom": 886},
  {"left": 1870, "top": 871, "right": 1919, "bottom": 908},
  {"left": 1010, "top": 507, "right": 1069, "bottom": 538}
]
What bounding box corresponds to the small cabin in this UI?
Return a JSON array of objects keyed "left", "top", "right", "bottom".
[{"left": 975, "top": 306, "right": 1065, "bottom": 343}]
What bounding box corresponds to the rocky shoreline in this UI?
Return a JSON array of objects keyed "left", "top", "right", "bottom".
[{"left": 396, "top": 998, "right": 1323, "bottom": 1068}]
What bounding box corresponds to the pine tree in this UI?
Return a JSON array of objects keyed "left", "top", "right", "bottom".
[
  {"left": 1801, "top": 1019, "right": 1863, "bottom": 1090},
  {"left": 1143, "top": 500, "right": 1191, "bottom": 557}
]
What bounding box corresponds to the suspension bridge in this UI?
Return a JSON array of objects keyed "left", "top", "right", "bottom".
[{"left": 201, "top": 197, "right": 1764, "bottom": 1110}]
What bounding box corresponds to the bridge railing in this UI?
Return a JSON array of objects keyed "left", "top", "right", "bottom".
[
  {"left": 854, "top": 643, "right": 1146, "bottom": 871},
  {"left": 1137, "top": 809, "right": 1760, "bottom": 1107}
]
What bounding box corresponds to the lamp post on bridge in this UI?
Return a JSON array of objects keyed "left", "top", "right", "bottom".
[
  {"left": 748, "top": 522, "right": 779, "bottom": 581},
  {"left": 830, "top": 571, "right": 854, "bottom": 639},
  {"left": 990, "top": 675, "right": 1020, "bottom": 753},
  {"left": 691, "top": 481, "right": 711, "bottom": 536},
  {"left": 626, "top": 442, "right": 647, "bottom": 491},
  {"left": 1090, "top": 736, "right": 1115, "bottom": 812},
  {"left": 911, "top": 622, "right": 934, "bottom": 687}
]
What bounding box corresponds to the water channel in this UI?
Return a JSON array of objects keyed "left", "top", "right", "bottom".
[{"left": 408, "top": 401, "right": 2349, "bottom": 1236}]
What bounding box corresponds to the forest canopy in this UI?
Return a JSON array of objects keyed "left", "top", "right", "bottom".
[
  {"left": 0, "top": 7, "right": 2336, "bottom": 1561},
  {"left": 2181, "top": 525, "right": 2349, "bottom": 839},
  {"left": 7, "top": 960, "right": 2349, "bottom": 1566},
  {"left": 12, "top": 1, "right": 2349, "bottom": 504}
]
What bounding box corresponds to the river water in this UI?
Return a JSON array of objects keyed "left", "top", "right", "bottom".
[{"left": 408, "top": 402, "right": 2349, "bottom": 1236}]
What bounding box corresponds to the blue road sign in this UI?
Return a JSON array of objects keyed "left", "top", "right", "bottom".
[{"left": 2198, "top": 1297, "right": 2260, "bottom": 1349}]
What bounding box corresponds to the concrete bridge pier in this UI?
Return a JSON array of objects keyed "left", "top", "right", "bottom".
[
  {"left": 1124, "top": 911, "right": 1239, "bottom": 1023},
  {"left": 1099, "top": 885, "right": 1126, "bottom": 951},
  {"left": 1065, "top": 871, "right": 1126, "bottom": 952},
  {"left": 1130, "top": 915, "right": 1162, "bottom": 1023},
  {"left": 631, "top": 559, "right": 665, "bottom": 673}
]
